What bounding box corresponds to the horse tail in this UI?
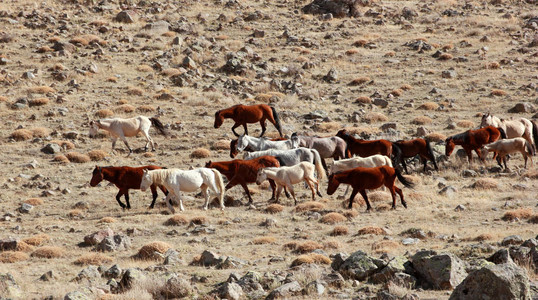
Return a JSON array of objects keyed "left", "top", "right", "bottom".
[
  {"left": 532, "top": 120, "right": 538, "bottom": 154},
  {"left": 211, "top": 169, "right": 226, "bottom": 209},
  {"left": 311, "top": 149, "right": 326, "bottom": 180},
  {"left": 497, "top": 127, "right": 507, "bottom": 139},
  {"left": 394, "top": 168, "right": 413, "bottom": 188},
  {"left": 525, "top": 140, "right": 535, "bottom": 156},
  {"left": 150, "top": 117, "right": 168, "bottom": 136},
  {"left": 391, "top": 142, "right": 402, "bottom": 169},
  {"left": 270, "top": 106, "right": 284, "bottom": 138},
  {"left": 425, "top": 139, "right": 439, "bottom": 170}
]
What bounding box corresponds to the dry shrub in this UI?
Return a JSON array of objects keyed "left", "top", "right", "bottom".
[
  {"left": 23, "top": 234, "right": 50, "bottom": 246},
  {"left": 368, "top": 191, "right": 392, "bottom": 202},
  {"left": 291, "top": 253, "right": 331, "bottom": 267},
  {"left": 190, "top": 148, "right": 211, "bottom": 158},
  {"left": 137, "top": 65, "right": 153, "bottom": 72},
  {"left": 523, "top": 169, "right": 538, "bottom": 179},
  {"left": 68, "top": 209, "right": 83, "bottom": 218},
  {"left": 265, "top": 204, "right": 284, "bottom": 214},
  {"left": 331, "top": 226, "right": 349, "bottom": 236},
  {"left": 320, "top": 212, "right": 347, "bottom": 224},
  {"left": 51, "top": 140, "right": 75, "bottom": 150},
  {"left": 502, "top": 208, "right": 534, "bottom": 221},
  {"left": 528, "top": 215, "right": 538, "bottom": 224},
  {"left": 295, "top": 201, "right": 326, "bottom": 212},
  {"left": 473, "top": 233, "right": 493, "bottom": 241},
  {"left": 438, "top": 53, "right": 453, "bottom": 60},
  {"left": 162, "top": 31, "right": 176, "bottom": 37},
  {"left": 457, "top": 120, "right": 474, "bottom": 128},
  {"left": 425, "top": 132, "right": 447, "bottom": 142},
  {"left": 325, "top": 240, "right": 341, "bottom": 250},
  {"left": 353, "top": 39, "right": 368, "bottom": 47},
  {"left": 31, "top": 246, "right": 65, "bottom": 258},
  {"left": 488, "top": 61, "right": 500, "bottom": 69},
  {"left": 31, "top": 127, "right": 51, "bottom": 138},
  {"left": 254, "top": 93, "right": 272, "bottom": 103},
  {"left": 28, "top": 86, "right": 55, "bottom": 94},
  {"left": 372, "top": 240, "right": 400, "bottom": 253},
  {"left": 345, "top": 48, "right": 360, "bottom": 55},
  {"left": 115, "top": 104, "right": 136, "bottom": 113},
  {"left": 137, "top": 105, "right": 155, "bottom": 112},
  {"left": 162, "top": 68, "right": 181, "bottom": 77},
  {"left": 355, "top": 96, "right": 372, "bottom": 104},
  {"left": 442, "top": 43, "right": 454, "bottom": 50},
  {"left": 106, "top": 77, "right": 118, "bottom": 83},
  {"left": 412, "top": 116, "right": 432, "bottom": 125},
  {"left": 376, "top": 203, "right": 391, "bottom": 211},
  {"left": 88, "top": 150, "right": 108, "bottom": 161},
  {"left": 99, "top": 217, "right": 116, "bottom": 223},
  {"left": 190, "top": 216, "right": 208, "bottom": 225},
  {"left": 384, "top": 51, "right": 396, "bottom": 57},
  {"left": 118, "top": 99, "right": 129, "bottom": 105},
  {"left": 66, "top": 152, "right": 91, "bottom": 163},
  {"left": 211, "top": 139, "right": 230, "bottom": 150},
  {"left": 37, "top": 46, "right": 53, "bottom": 53},
  {"left": 349, "top": 77, "right": 371, "bottom": 86},
  {"left": 0, "top": 251, "right": 29, "bottom": 263},
  {"left": 342, "top": 210, "right": 358, "bottom": 219},
  {"left": 296, "top": 241, "right": 324, "bottom": 253},
  {"left": 472, "top": 178, "right": 498, "bottom": 190},
  {"left": 52, "top": 63, "right": 66, "bottom": 71},
  {"left": 29, "top": 97, "right": 49, "bottom": 107},
  {"left": 165, "top": 215, "right": 189, "bottom": 226},
  {"left": 283, "top": 241, "right": 298, "bottom": 251},
  {"left": 252, "top": 236, "right": 277, "bottom": 245},
  {"left": 363, "top": 112, "right": 388, "bottom": 124},
  {"left": 417, "top": 102, "right": 439, "bottom": 110},
  {"left": 0, "top": 96, "right": 8, "bottom": 102},
  {"left": 136, "top": 242, "right": 171, "bottom": 260},
  {"left": 95, "top": 109, "right": 114, "bottom": 118},
  {"left": 10, "top": 129, "right": 33, "bottom": 141},
  {"left": 400, "top": 84, "right": 412, "bottom": 91},
  {"left": 316, "top": 121, "right": 341, "bottom": 132},
  {"left": 53, "top": 155, "right": 69, "bottom": 163},
  {"left": 391, "top": 89, "right": 403, "bottom": 97},
  {"left": 24, "top": 198, "right": 44, "bottom": 206},
  {"left": 491, "top": 89, "right": 507, "bottom": 96},
  {"left": 143, "top": 152, "right": 155, "bottom": 158},
  {"left": 15, "top": 241, "right": 34, "bottom": 252},
  {"left": 358, "top": 226, "right": 386, "bottom": 235},
  {"left": 127, "top": 86, "right": 144, "bottom": 96},
  {"left": 74, "top": 253, "right": 113, "bottom": 266}
]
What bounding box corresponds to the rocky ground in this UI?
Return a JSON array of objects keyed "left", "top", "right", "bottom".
[{"left": 0, "top": 0, "right": 537, "bottom": 299}]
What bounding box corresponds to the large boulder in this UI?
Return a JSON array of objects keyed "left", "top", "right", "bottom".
[
  {"left": 84, "top": 228, "right": 114, "bottom": 246},
  {"left": 411, "top": 250, "right": 467, "bottom": 289},
  {"left": 217, "top": 282, "right": 243, "bottom": 300},
  {"left": 338, "top": 250, "right": 380, "bottom": 280},
  {"left": 266, "top": 280, "right": 302, "bottom": 300},
  {"left": 96, "top": 234, "right": 131, "bottom": 252},
  {"left": 371, "top": 256, "right": 409, "bottom": 284},
  {"left": 302, "top": 0, "right": 366, "bottom": 18},
  {"left": 449, "top": 262, "right": 531, "bottom": 300},
  {"left": 118, "top": 268, "right": 146, "bottom": 291}
]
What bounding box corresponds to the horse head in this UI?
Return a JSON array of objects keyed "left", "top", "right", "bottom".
[
  {"left": 326, "top": 173, "right": 340, "bottom": 195},
  {"left": 205, "top": 161, "right": 212, "bottom": 168},
  {"left": 214, "top": 111, "right": 223, "bottom": 128},
  {"left": 140, "top": 169, "right": 152, "bottom": 191},
  {"left": 445, "top": 138, "right": 455, "bottom": 156},
  {"left": 255, "top": 169, "right": 267, "bottom": 185},
  {"left": 336, "top": 129, "right": 348, "bottom": 137},
  {"left": 480, "top": 113, "right": 491, "bottom": 128},
  {"left": 89, "top": 120, "right": 100, "bottom": 138},
  {"left": 89, "top": 166, "right": 103, "bottom": 186},
  {"left": 236, "top": 134, "right": 248, "bottom": 152}
]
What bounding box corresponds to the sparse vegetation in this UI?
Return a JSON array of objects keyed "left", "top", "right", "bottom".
[
  {"left": 190, "top": 148, "right": 211, "bottom": 158},
  {"left": 135, "top": 242, "right": 172, "bottom": 260}
]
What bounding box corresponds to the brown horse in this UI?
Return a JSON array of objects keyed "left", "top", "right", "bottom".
[
  {"left": 336, "top": 129, "right": 392, "bottom": 157},
  {"left": 392, "top": 138, "right": 438, "bottom": 173},
  {"left": 445, "top": 126, "right": 506, "bottom": 163},
  {"left": 214, "top": 104, "right": 283, "bottom": 137},
  {"left": 205, "top": 156, "right": 286, "bottom": 204},
  {"left": 327, "top": 166, "right": 413, "bottom": 211},
  {"left": 90, "top": 166, "right": 168, "bottom": 209},
  {"left": 229, "top": 137, "right": 288, "bottom": 158}
]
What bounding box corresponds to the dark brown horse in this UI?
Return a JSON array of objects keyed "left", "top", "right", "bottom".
[
  {"left": 336, "top": 129, "right": 393, "bottom": 157},
  {"left": 229, "top": 137, "right": 288, "bottom": 158},
  {"left": 445, "top": 126, "right": 506, "bottom": 163},
  {"left": 327, "top": 166, "right": 413, "bottom": 211},
  {"left": 392, "top": 138, "right": 438, "bottom": 173},
  {"left": 214, "top": 104, "right": 283, "bottom": 137},
  {"left": 90, "top": 166, "right": 168, "bottom": 209},
  {"left": 205, "top": 156, "right": 286, "bottom": 204}
]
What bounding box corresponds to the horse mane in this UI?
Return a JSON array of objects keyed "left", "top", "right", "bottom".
[
  {"left": 449, "top": 131, "right": 468, "bottom": 142},
  {"left": 149, "top": 169, "right": 174, "bottom": 184}
]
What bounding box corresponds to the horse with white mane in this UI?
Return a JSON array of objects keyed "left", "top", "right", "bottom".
[
  {"left": 330, "top": 154, "right": 393, "bottom": 196},
  {"left": 140, "top": 168, "right": 225, "bottom": 213},
  {"left": 291, "top": 133, "right": 347, "bottom": 171},
  {"left": 89, "top": 116, "right": 167, "bottom": 153},
  {"left": 481, "top": 137, "right": 534, "bottom": 169},
  {"left": 256, "top": 162, "right": 322, "bottom": 205},
  {"left": 480, "top": 113, "right": 538, "bottom": 154},
  {"left": 236, "top": 134, "right": 298, "bottom": 153}
]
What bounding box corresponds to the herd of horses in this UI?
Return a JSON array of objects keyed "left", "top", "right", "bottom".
[{"left": 88, "top": 104, "right": 538, "bottom": 213}]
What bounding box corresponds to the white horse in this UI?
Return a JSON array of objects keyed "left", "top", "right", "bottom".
[
  {"left": 330, "top": 154, "right": 393, "bottom": 196},
  {"left": 89, "top": 116, "right": 167, "bottom": 153},
  {"left": 236, "top": 134, "right": 298, "bottom": 153},
  {"left": 291, "top": 133, "right": 347, "bottom": 171},
  {"left": 243, "top": 147, "right": 326, "bottom": 180},
  {"left": 140, "top": 168, "right": 225, "bottom": 213},
  {"left": 481, "top": 137, "right": 534, "bottom": 169},
  {"left": 256, "top": 162, "right": 322, "bottom": 205},
  {"left": 480, "top": 113, "right": 537, "bottom": 154}
]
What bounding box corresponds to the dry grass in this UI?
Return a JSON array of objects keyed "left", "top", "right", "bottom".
[
  {"left": 0, "top": 251, "right": 29, "bottom": 263},
  {"left": 162, "top": 68, "right": 181, "bottom": 76},
  {"left": 412, "top": 116, "right": 432, "bottom": 125},
  {"left": 22, "top": 234, "right": 50, "bottom": 246},
  {"left": 316, "top": 121, "right": 342, "bottom": 132},
  {"left": 52, "top": 155, "right": 69, "bottom": 163},
  {"left": 325, "top": 240, "right": 341, "bottom": 250},
  {"left": 137, "top": 65, "right": 153, "bottom": 72},
  {"left": 358, "top": 226, "right": 387, "bottom": 235},
  {"left": 190, "top": 216, "right": 208, "bottom": 225},
  {"left": 190, "top": 148, "right": 211, "bottom": 159},
  {"left": 87, "top": 150, "right": 108, "bottom": 161},
  {"left": 136, "top": 242, "right": 171, "bottom": 260},
  {"left": 320, "top": 212, "right": 347, "bottom": 224},
  {"left": 291, "top": 253, "right": 331, "bottom": 267},
  {"left": 99, "top": 217, "right": 116, "bottom": 223},
  {"left": 296, "top": 241, "right": 324, "bottom": 253},
  {"left": 491, "top": 89, "right": 507, "bottom": 96},
  {"left": 502, "top": 208, "right": 534, "bottom": 221},
  {"left": 252, "top": 236, "right": 277, "bottom": 245},
  {"left": 438, "top": 53, "right": 453, "bottom": 60},
  {"left": 472, "top": 178, "right": 498, "bottom": 190},
  {"left": 24, "top": 198, "right": 44, "bottom": 206},
  {"left": 456, "top": 120, "right": 474, "bottom": 128},
  {"left": 528, "top": 215, "right": 538, "bottom": 224},
  {"left": 349, "top": 76, "right": 371, "bottom": 86},
  {"left": 15, "top": 241, "right": 34, "bottom": 253},
  {"left": 417, "top": 102, "right": 439, "bottom": 110},
  {"left": 74, "top": 253, "right": 113, "bottom": 266},
  {"left": 115, "top": 104, "right": 136, "bottom": 113},
  {"left": 68, "top": 209, "right": 83, "bottom": 219},
  {"left": 137, "top": 105, "right": 155, "bottom": 112},
  {"left": 265, "top": 204, "right": 284, "bottom": 214},
  {"left": 164, "top": 215, "right": 189, "bottom": 226},
  {"left": 31, "top": 127, "right": 51, "bottom": 138},
  {"left": 487, "top": 61, "right": 500, "bottom": 69},
  {"left": 391, "top": 89, "right": 403, "bottom": 97},
  {"left": 29, "top": 97, "right": 49, "bottom": 106},
  {"left": 345, "top": 48, "right": 360, "bottom": 55},
  {"left": 106, "top": 77, "right": 118, "bottom": 83},
  {"left": 0, "top": 96, "right": 8, "bottom": 102},
  {"left": 355, "top": 96, "right": 372, "bottom": 104},
  {"left": 295, "top": 201, "right": 326, "bottom": 212},
  {"left": 10, "top": 129, "right": 33, "bottom": 141},
  {"left": 66, "top": 152, "right": 91, "bottom": 163},
  {"left": 372, "top": 240, "right": 400, "bottom": 253},
  {"left": 331, "top": 226, "right": 349, "bottom": 236},
  {"left": 362, "top": 112, "right": 388, "bottom": 123},
  {"left": 51, "top": 140, "right": 75, "bottom": 150},
  {"left": 425, "top": 132, "right": 447, "bottom": 142},
  {"left": 95, "top": 109, "right": 114, "bottom": 118},
  {"left": 127, "top": 86, "right": 144, "bottom": 96},
  {"left": 31, "top": 246, "right": 65, "bottom": 259},
  {"left": 28, "top": 86, "right": 55, "bottom": 94},
  {"left": 471, "top": 233, "right": 493, "bottom": 241},
  {"left": 211, "top": 140, "right": 230, "bottom": 150},
  {"left": 342, "top": 210, "right": 358, "bottom": 219}
]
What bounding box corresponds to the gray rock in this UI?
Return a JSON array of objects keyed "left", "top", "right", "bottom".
[
  {"left": 96, "top": 234, "right": 131, "bottom": 252},
  {"left": 218, "top": 282, "right": 243, "bottom": 300},
  {"left": 302, "top": 0, "right": 362, "bottom": 18},
  {"left": 19, "top": 203, "right": 33, "bottom": 214},
  {"left": 200, "top": 250, "right": 223, "bottom": 266},
  {"left": 143, "top": 20, "right": 170, "bottom": 33},
  {"left": 237, "top": 271, "right": 264, "bottom": 293},
  {"left": 442, "top": 70, "right": 457, "bottom": 79},
  {"left": 253, "top": 29, "right": 265, "bottom": 38},
  {"left": 455, "top": 204, "right": 466, "bottom": 211},
  {"left": 115, "top": 10, "right": 137, "bottom": 23},
  {"left": 0, "top": 273, "right": 21, "bottom": 298},
  {"left": 416, "top": 126, "right": 429, "bottom": 136},
  {"left": 217, "top": 256, "right": 247, "bottom": 269},
  {"left": 0, "top": 239, "right": 19, "bottom": 251},
  {"left": 402, "top": 238, "right": 420, "bottom": 245},
  {"left": 331, "top": 252, "right": 349, "bottom": 270},
  {"left": 104, "top": 265, "right": 122, "bottom": 279},
  {"left": 462, "top": 169, "right": 478, "bottom": 177},
  {"left": 323, "top": 68, "right": 338, "bottom": 82},
  {"left": 84, "top": 228, "right": 114, "bottom": 246},
  {"left": 41, "top": 143, "right": 62, "bottom": 154},
  {"left": 508, "top": 102, "right": 535, "bottom": 113},
  {"left": 338, "top": 250, "right": 379, "bottom": 280},
  {"left": 182, "top": 56, "right": 197, "bottom": 69},
  {"left": 118, "top": 268, "right": 146, "bottom": 291},
  {"left": 39, "top": 270, "right": 56, "bottom": 281},
  {"left": 260, "top": 218, "right": 278, "bottom": 228},
  {"left": 521, "top": 238, "right": 538, "bottom": 248},
  {"left": 63, "top": 131, "right": 79, "bottom": 139},
  {"left": 322, "top": 272, "right": 345, "bottom": 288},
  {"left": 303, "top": 279, "right": 325, "bottom": 296},
  {"left": 374, "top": 98, "right": 389, "bottom": 108},
  {"left": 390, "top": 272, "right": 417, "bottom": 289},
  {"left": 163, "top": 249, "right": 183, "bottom": 265},
  {"left": 72, "top": 201, "right": 89, "bottom": 209},
  {"left": 502, "top": 235, "right": 523, "bottom": 246},
  {"left": 439, "top": 186, "right": 457, "bottom": 197},
  {"left": 449, "top": 262, "right": 531, "bottom": 300},
  {"left": 371, "top": 256, "right": 408, "bottom": 284},
  {"left": 73, "top": 266, "right": 101, "bottom": 283},
  {"left": 266, "top": 280, "right": 302, "bottom": 300},
  {"left": 63, "top": 291, "right": 89, "bottom": 300},
  {"left": 412, "top": 251, "right": 467, "bottom": 289},
  {"left": 381, "top": 122, "right": 397, "bottom": 131}
]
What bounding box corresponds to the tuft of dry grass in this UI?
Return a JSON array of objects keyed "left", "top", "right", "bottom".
[
  {"left": 99, "top": 217, "right": 116, "bottom": 223},
  {"left": 115, "top": 104, "right": 136, "bottom": 113},
  {"left": 345, "top": 48, "right": 360, "bottom": 55},
  {"left": 51, "top": 140, "right": 75, "bottom": 150},
  {"left": 400, "top": 84, "right": 412, "bottom": 91},
  {"left": 528, "top": 215, "right": 538, "bottom": 224},
  {"left": 501, "top": 208, "right": 533, "bottom": 221},
  {"left": 372, "top": 240, "right": 400, "bottom": 253},
  {"left": 190, "top": 216, "right": 208, "bottom": 225},
  {"left": 136, "top": 241, "right": 171, "bottom": 260},
  {"left": 137, "top": 65, "right": 153, "bottom": 72},
  {"left": 438, "top": 53, "right": 453, "bottom": 60},
  {"left": 66, "top": 152, "right": 91, "bottom": 163},
  {"left": 412, "top": 116, "right": 432, "bottom": 125},
  {"left": 74, "top": 253, "right": 113, "bottom": 266},
  {"left": 331, "top": 226, "right": 349, "bottom": 236},
  {"left": 391, "top": 89, "right": 403, "bottom": 97},
  {"left": 487, "top": 61, "right": 500, "bottom": 69},
  {"left": 95, "top": 109, "right": 114, "bottom": 118},
  {"left": 316, "top": 121, "right": 342, "bottom": 132},
  {"left": 127, "top": 86, "right": 144, "bottom": 96},
  {"left": 472, "top": 178, "right": 498, "bottom": 190},
  {"left": 0, "top": 96, "right": 8, "bottom": 102},
  {"left": 10, "top": 129, "right": 33, "bottom": 141},
  {"left": 23, "top": 234, "right": 50, "bottom": 246},
  {"left": 28, "top": 86, "right": 55, "bottom": 94},
  {"left": 325, "top": 240, "right": 341, "bottom": 249},
  {"left": 417, "top": 102, "right": 439, "bottom": 110},
  {"left": 106, "top": 77, "right": 118, "bottom": 83},
  {"left": 68, "top": 209, "right": 83, "bottom": 219},
  {"left": 265, "top": 204, "right": 284, "bottom": 214},
  {"left": 162, "top": 68, "right": 181, "bottom": 77},
  {"left": 24, "top": 198, "right": 44, "bottom": 206},
  {"left": 53, "top": 155, "right": 70, "bottom": 163},
  {"left": 296, "top": 241, "right": 324, "bottom": 253},
  {"left": 472, "top": 233, "right": 493, "bottom": 241},
  {"left": 31, "top": 246, "right": 65, "bottom": 259},
  {"left": 295, "top": 203, "right": 326, "bottom": 214},
  {"left": 320, "top": 212, "right": 347, "bottom": 224},
  {"left": 137, "top": 105, "right": 155, "bottom": 113},
  {"left": 31, "top": 127, "right": 51, "bottom": 138},
  {"left": 29, "top": 97, "right": 49, "bottom": 107},
  {"left": 358, "top": 226, "right": 387, "bottom": 235},
  {"left": 425, "top": 132, "right": 447, "bottom": 142},
  {"left": 15, "top": 241, "right": 34, "bottom": 253},
  {"left": 491, "top": 89, "right": 507, "bottom": 96},
  {"left": 164, "top": 215, "right": 189, "bottom": 226},
  {"left": 252, "top": 236, "right": 277, "bottom": 245},
  {"left": 291, "top": 253, "right": 331, "bottom": 267},
  {"left": 456, "top": 120, "right": 474, "bottom": 128},
  {"left": 355, "top": 96, "right": 372, "bottom": 104},
  {"left": 190, "top": 148, "right": 211, "bottom": 158},
  {"left": 87, "top": 150, "right": 108, "bottom": 161},
  {"left": 211, "top": 140, "right": 230, "bottom": 150},
  {"left": 349, "top": 77, "right": 371, "bottom": 86},
  {"left": 342, "top": 210, "right": 358, "bottom": 219},
  {"left": 362, "top": 112, "right": 388, "bottom": 124},
  {"left": 0, "top": 251, "right": 29, "bottom": 263}
]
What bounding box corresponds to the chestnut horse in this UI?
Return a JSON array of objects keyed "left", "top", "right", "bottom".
[
  {"left": 336, "top": 129, "right": 393, "bottom": 158},
  {"left": 214, "top": 104, "right": 283, "bottom": 137},
  {"left": 90, "top": 165, "right": 168, "bottom": 209},
  {"left": 445, "top": 126, "right": 506, "bottom": 163},
  {"left": 327, "top": 166, "right": 413, "bottom": 211},
  {"left": 205, "top": 156, "right": 285, "bottom": 204},
  {"left": 392, "top": 138, "right": 438, "bottom": 173},
  {"left": 229, "top": 137, "right": 287, "bottom": 158}
]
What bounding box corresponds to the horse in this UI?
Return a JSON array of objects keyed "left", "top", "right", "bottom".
[
  {"left": 481, "top": 137, "right": 534, "bottom": 169},
  {"left": 290, "top": 133, "right": 347, "bottom": 171},
  {"left": 140, "top": 168, "right": 225, "bottom": 213},
  {"left": 242, "top": 148, "right": 326, "bottom": 180},
  {"left": 89, "top": 116, "right": 168, "bottom": 153},
  {"left": 205, "top": 156, "right": 285, "bottom": 204},
  {"left": 256, "top": 162, "right": 322, "bottom": 205},
  {"left": 236, "top": 134, "right": 298, "bottom": 153},
  {"left": 327, "top": 165, "right": 413, "bottom": 211},
  {"left": 89, "top": 165, "right": 168, "bottom": 210},
  {"left": 229, "top": 137, "right": 288, "bottom": 158},
  {"left": 214, "top": 104, "right": 283, "bottom": 137},
  {"left": 336, "top": 129, "right": 393, "bottom": 158},
  {"left": 480, "top": 113, "right": 537, "bottom": 154},
  {"left": 392, "top": 138, "right": 438, "bottom": 173},
  {"left": 445, "top": 126, "right": 506, "bottom": 163}
]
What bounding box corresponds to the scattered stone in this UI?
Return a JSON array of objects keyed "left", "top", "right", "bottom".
[
  {"left": 462, "top": 169, "right": 478, "bottom": 177},
  {"left": 19, "top": 203, "right": 33, "bottom": 214},
  {"left": 163, "top": 249, "right": 183, "bottom": 265},
  {"left": 104, "top": 265, "right": 122, "bottom": 279},
  {"left": 439, "top": 186, "right": 457, "bottom": 197},
  {"left": 331, "top": 252, "right": 349, "bottom": 270},
  {"left": 455, "top": 204, "right": 466, "bottom": 211},
  {"left": 373, "top": 98, "right": 389, "bottom": 108},
  {"left": 338, "top": 250, "right": 379, "bottom": 280},
  {"left": 302, "top": 0, "right": 362, "bottom": 18},
  {"left": 266, "top": 280, "right": 302, "bottom": 300},
  {"left": 501, "top": 235, "right": 523, "bottom": 246},
  {"left": 260, "top": 218, "right": 277, "bottom": 228},
  {"left": 323, "top": 68, "right": 338, "bottom": 82},
  {"left": 115, "top": 10, "right": 137, "bottom": 23},
  {"left": 416, "top": 126, "right": 429, "bottom": 136},
  {"left": 41, "top": 143, "right": 61, "bottom": 154},
  {"left": 402, "top": 238, "right": 420, "bottom": 245},
  {"left": 118, "top": 268, "right": 146, "bottom": 291},
  {"left": 412, "top": 251, "right": 467, "bottom": 289},
  {"left": 0, "top": 239, "right": 20, "bottom": 251},
  {"left": 162, "top": 274, "right": 193, "bottom": 298},
  {"left": 72, "top": 266, "right": 101, "bottom": 283},
  {"left": 303, "top": 279, "right": 325, "bottom": 296},
  {"left": 442, "top": 70, "right": 457, "bottom": 79},
  {"left": 63, "top": 290, "right": 89, "bottom": 300},
  {"left": 84, "top": 228, "right": 114, "bottom": 246},
  {"left": 0, "top": 273, "right": 21, "bottom": 298},
  {"left": 217, "top": 282, "right": 243, "bottom": 300},
  {"left": 96, "top": 234, "right": 131, "bottom": 252},
  {"left": 39, "top": 270, "right": 56, "bottom": 281},
  {"left": 200, "top": 250, "right": 223, "bottom": 266},
  {"left": 508, "top": 102, "right": 535, "bottom": 113}
]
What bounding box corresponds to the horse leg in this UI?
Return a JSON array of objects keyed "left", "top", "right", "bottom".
[
  {"left": 388, "top": 186, "right": 397, "bottom": 209},
  {"left": 305, "top": 178, "right": 316, "bottom": 201},
  {"left": 348, "top": 189, "right": 359, "bottom": 210},
  {"left": 141, "top": 129, "right": 153, "bottom": 151},
  {"left": 242, "top": 123, "right": 249, "bottom": 136},
  {"left": 149, "top": 185, "right": 158, "bottom": 209},
  {"left": 231, "top": 123, "right": 241, "bottom": 137},
  {"left": 239, "top": 182, "right": 252, "bottom": 204},
  {"left": 124, "top": 190, "right": 131, "bottom": 209},
  {"left": 275, "top": 185, "right": 283, "bottom": 203},
  {"left": 287, "top": 183, "right": 297, "bottom": 205},
  {"left": 111, "top": 137, "right": 118, "bottom": 152},
  {"left": 312, "top": 177, "right": 322, "bottom": 197},
  {"left": 395, "top": 186, "right": 407, "bottom": 208},
  {"left": 268, "top": 179, "right": 277, "bottom": 201},
  {"left": 259, "top": 120, "right": 266, "bottom": 137},
  {"left": 402, "top": 157, "right": 409, "bottom": 174},
  {"left": 164, "top": 192, "right": 176, "bottom": 214},
  {"left": 115, "top": 190, "right": 126, "bottom": 209},
  {"left": 201, "top": 185, "right": 209, "bottom": 211},
  {"left": 358, "top": 190, "right": 372, "bottom": 211},
  {"left": 118, "top": 134, "right": 132, "bottom": 153},
  {"left": 321, "top": 158, "right": 329, "bottom": 174}
]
